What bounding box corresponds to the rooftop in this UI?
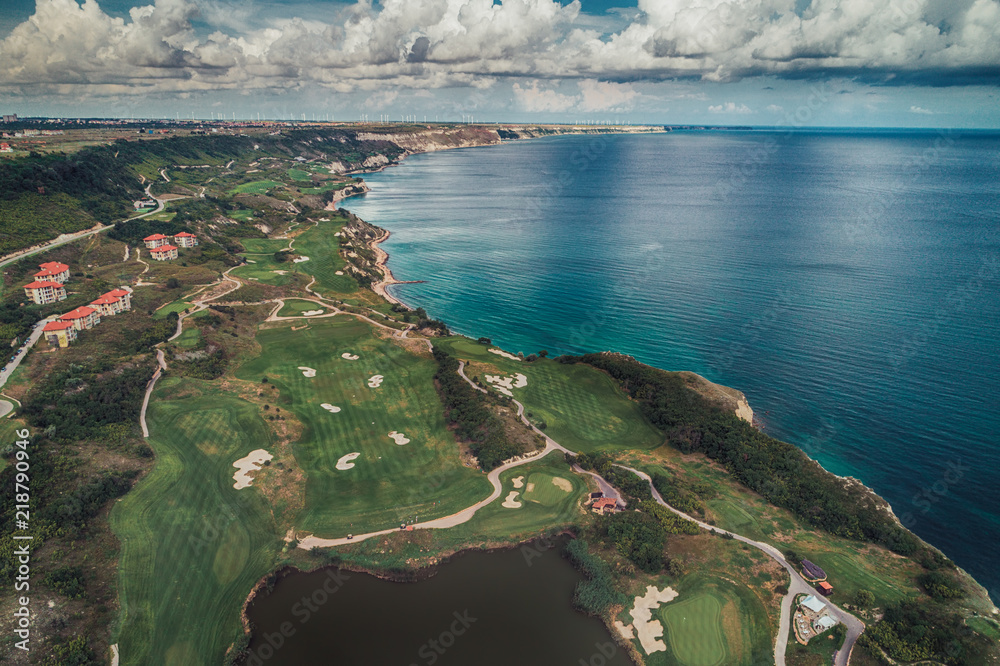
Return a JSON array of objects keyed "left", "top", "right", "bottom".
[
  {"left": 43, "top": 321, "right": 75, "bottom": 331},
  {"left": 151, "top": 244, "right": 178, "bottom": 252},
  {"left": 144, "top": 234, "right": 168, "bottom": 241},
  {"left": 60, "top": 306, "right": 97, "bottom": 319},
  {"left": 24, "top": 280, "right": 64, "bottom": 289}
]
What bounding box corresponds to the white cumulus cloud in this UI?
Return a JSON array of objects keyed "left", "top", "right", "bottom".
[{"left": 708, "top": 101, "right": 753, "bottom": 114}]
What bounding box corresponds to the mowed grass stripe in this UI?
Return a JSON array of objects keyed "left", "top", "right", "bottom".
[
  {"left": 237, "top": 317, "right": 490, "bottom": 535},
  {"left": 289, "top": 220, "right": 358, "bottom": 295},
  {"left": 111, "top": 379, "right": 281, "bottom": 666}
]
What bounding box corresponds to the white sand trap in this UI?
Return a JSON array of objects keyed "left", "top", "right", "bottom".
[
  {"left": 526, "top": 482, "right": 535, "bottom": 493},
  {"left": 551, "top": 477, "right": 573, "bottom": 492},
  {"left": 321, "top": 403, "right": 342, "bottom": 413},
  {"left": 273, "top": 270, "right": 288, "bottom": 275},
  {"left": 388, "top": 431, "right": 410, "bottom": 445},
  {"left": 630, "top": 586, "right": 679, "bottom": 654},
  {"left": 232, "top": 449, "right": 273, "bottom": 489},
  {"left": 512, "top": 476, "right": 525, "bottom": 488},
  {"left": 484, "top": 373, "right": 528, "bottom": 397},
  {"left": 488, "top": 348, "right": 521, "bottom": 361},
  {"left": 298, "top": 366, "right": 317, "bottom": 377},
  {"left": 613, "top": 621, "right": 635, "bottom": 640},
  {"left": 502, "top": 491, "right": 523, "bottom": 508},
  {"left": 111, "top": 644, "right": 120, "bottom": 666},
  {"left": 293, "top": 256, "right": 310, "bottom": 263},
  {"left": 341, "top": 352, "right": 359, "bottom": 361},
  {"left": 335, "top": 270, "right": 344, "bottom": 275},
  {"left": 367, "top": 374, "right": 384, "bottom": 388},
  {"left": 336, "top": 452, "right": 360, "bottom": 470},
  {"left": 302, "top": 309, "right": 324, "bottom": 316},
  {"left": 246, "top": 259, "right": 257, "bottom": 264}
]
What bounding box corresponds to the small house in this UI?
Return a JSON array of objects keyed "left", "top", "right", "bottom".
[
  {"left": 800, "top": 594, "right": 827, "bottom": 615},
  {"left": 814, "top": 615, "right": 838, "bottom": 632},
  {"left": 173, "top": 232, "right": 198, "bottom": 248},
  {"left": 134, "top": 199, "right": 157, "bottom": 210},
  {"left": 591, "top": 498, "right": 618, "bottom": 515},
  {"left": 0, "top": 143, "right": 11, "bottom": 153},
  {"left": 23, "top": 280, "right": 67, "bottom": 305},
  {"left": 42, "top": 321, "right": 77, "bottom": 347},
  {"left": 149, "top": 245, "right": 179, "bottom": 261},
  {"left": 816, "top": 581, "right": 834, "bottom": 596},
  {"left": 33, "top": 261, "right": 70, "bottom": 284},
  {"left": 59, "top": 305, "right": 101, "bottom": 331},
  {"left": 143, "top": 233, "right": 169, "bottom": 249}
]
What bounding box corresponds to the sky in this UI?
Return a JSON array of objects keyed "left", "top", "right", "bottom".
[{"left": 0, "top": 0, "right": 998, "bottom": 126}]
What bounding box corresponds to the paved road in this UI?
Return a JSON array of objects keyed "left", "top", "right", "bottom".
[
  {"left": 0, "top": 184, "right": 166, "bottom": 271},
  {"left": 0, "top": 316, "right": 51, "bottom": 411}
]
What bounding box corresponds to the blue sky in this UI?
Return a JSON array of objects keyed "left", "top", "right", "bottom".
[{"left": 1, "top": 0, "right": 998, "bottom": 126}]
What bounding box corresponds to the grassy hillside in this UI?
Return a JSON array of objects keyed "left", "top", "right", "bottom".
[{"left": 0, "top": 192, "right": 98, "bottom": 255}]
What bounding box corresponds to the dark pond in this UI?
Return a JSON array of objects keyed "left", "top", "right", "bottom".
[{"left": 245, "top": 539, "right": 632, "bottom": 665}]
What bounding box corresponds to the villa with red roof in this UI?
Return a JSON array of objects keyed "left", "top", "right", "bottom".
[
  {"left": 591, "top": 497, "right": 619, "bottom": 515},
  {"left": 24, "top": 280, "right": 67, "bottom": 305},
  {"left": 59, "top": 305, "right": 101, "bottom": 331},
  {"left": 149, "top": 244, "right": 179, "bottom": 261},
  {"left": 173, "top": 232, "right": 199, "bottom": 248},
  {"left": 33, "top": 261, "right": 70, "bottom": 284},
  {"left": 90, "top": 287, "right": 132, "bottom": 316},
  {"left": 42, "top": 321, "right": 77, "bottom": 347},
  {"left": 143, "top": 234, "right": 169, "bottom": 249}
]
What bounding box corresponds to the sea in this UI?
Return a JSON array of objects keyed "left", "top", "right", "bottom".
[{"left": 345, "top": 129, "right": 1000, "bottom": 602}]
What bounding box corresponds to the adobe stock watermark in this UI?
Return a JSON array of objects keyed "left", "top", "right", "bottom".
[
  {"left": 578, "top": 640, "right": 619, "bottom": 666},
  {"left": 520, "top": 533, "right": 561, "bottom": 567},
  {"left": 713, "top": 288, "right": 794, "bottom": 374},
  {"left": 522, "top": 135, "right": 609, "bottom": 221},
  {"left": 407, "top": 610, "right": 477, "bottom": 666},
  {"left": 898, "top": 459, "right": 969, "bottom": 530},
  {"left": 888, "top": 253, "right": 999, "bottom": 369},
  {"left": 242, "top": 569, "right": 350, "bottom": 666}
]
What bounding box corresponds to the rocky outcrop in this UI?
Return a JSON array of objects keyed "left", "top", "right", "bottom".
[{"left": 357, "top": 127, "right": 502, "bottom": 155}]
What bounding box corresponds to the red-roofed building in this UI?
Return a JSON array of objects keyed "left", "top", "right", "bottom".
[
  {"left": 59, "top": 305, "right": 101, "bottom": 331},
  {"left": 23, "top": 280, "right": 67, "bottom": 305},
  {"left": 33, "top": 261, "right": 70, "bottom": 284},
  {"left": 90, "top": 287, "right": 132, "bottom": 316},
  {"left": 43, "top": 320, "right": 77, "bottom": 347},
  {"left": 591, "top": 498, "right": 619, "bottom": 515},
  {"left": 149, "top": 244, "right": 178, "bottom": 261},
  {"left": 143, "top": 234, "right": 169, "bottom": 249},
  {"left": 173, "top": 231, "right": 199, "bottom": 248},
  {"left": 816, "top": 581, "right": 834, "bottom": 596}
]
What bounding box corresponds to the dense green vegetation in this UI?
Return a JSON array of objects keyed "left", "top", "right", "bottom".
[
  {"left": 573, "top": 353, "right": 920, "bottom": 556},
  {"left": 432, "top": 347, "right": 523, "bottom": 470},
  {"left": 563, "top": 538, "right": 627, "bottom": 616},
  {"left": 861, "top": 601, "right": 993, "bottom": 665},
  {"left": 0, "top": 193, "right": 98, "bottom": 255}
]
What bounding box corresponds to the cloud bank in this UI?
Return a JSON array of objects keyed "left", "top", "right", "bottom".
[{"left": 1, "top": 0, "right": 998, "bottom": 99}]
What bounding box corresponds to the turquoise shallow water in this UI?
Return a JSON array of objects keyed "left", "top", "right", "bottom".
[{"left": 346, "top": 130, "right": 1000, "bottom": 601}]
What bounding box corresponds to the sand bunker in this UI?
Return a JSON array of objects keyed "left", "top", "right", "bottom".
[
  {"left": 341, "top": 352, "right": 359, "bottom": 361},
  {"left": 273, "top": 270, "right": 288, "bottom": 275},
  {"left": 232, "top": 449, "right": 273, "bottom": 489},
  {"left": 551, "top": 477, "right": 573, "bottom": 492},
  {"left": 629, "top": 586, "right": 679, "bottom": 654},
  {"left": 321, "top": 403, "right": 342, "bottom": 413},
  {"left": 502, "top": 491, "right": 523, "bottom": 508},
  {"left": 246, "top": 259, "right": 257, "bottom": 264},
  {"left": 388, "top": 431, "right": 410, "bottom": 446},
  {"left": 336, "top": 452, "right": 360, "bottom": 470},
  {"left": 335, "top": 270, "right": 344, "bottom": 275},
  {"left": 298, "top": 366, "right": 317, "bottom": 377},
  {"left": 484, "top": 373, "right": 528, "bottom": 396},
  {"left": 613, "top": 621, "right": 635, "bottom": 640},
  {"left": 293, "top": 256, "right": 310, "bottom": 263},
  {"left": 512, "top": 476, "right": 525, "bottom": 488},
  {"left": 526, "top": 482, "right": 535, "bottom": 492},
  {"left": 488, "top": 348, "right": 521, "bottom": 361},
  {"left": 302, "top": 309, "right": 324, "bottom": 316},
  {"left": 367, "top": 374, "right": 384, "bottom": 388}
]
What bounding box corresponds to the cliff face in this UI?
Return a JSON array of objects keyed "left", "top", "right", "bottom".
[{"left": 356, "top": 127, "right": 502, "bottom": 155}]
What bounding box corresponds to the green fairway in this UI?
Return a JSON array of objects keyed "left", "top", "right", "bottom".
[
  {"left": 231, "top": 180, "right": 283, "bottom": 194},
  {"left": 705, "top": 499, "right": 766, "bottom": 542},
  {"left": 228, "top": 209, "right": 255, "bottom": 222},
  {"left": 110, "top": 378, "right": 281, "bottom": 666},
  {"left": 661, "top": 594, "right": 726, "bottom": 666},
  {"left": 435, "top": 337, "right": 662, "bottom": 453},
  {"left": 173, "top": 327, "right": 201, "bottom": 348},
  {"left": 277, "top": 299, "right": 329, "bottom": 317},
  {"left": 153, "top": 299, "right": 193, "bottom": 319},
  {"left": 287, "top": 219, "right": 358, "bottom": 295},
  {"left": 287, "top": 168, "right": 312, "bottom": 181},
  {"left": 231, "top": 254, "right": 297, "bottom": 286},
  {"left": 240, "top": 237, "right": 289, "bottom": 253},
  {"left": 808, "top": 552, "right": 911, "bottom": 605},
  {"left": 235, "top": 317, "right": 490, "bottom": 536}
]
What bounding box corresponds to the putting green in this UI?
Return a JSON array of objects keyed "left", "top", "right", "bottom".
[
  {"left": 522, "top": 473, "right": 574, "bottom": 506},
  {"left": 110, "top": 378, "right": 281, "bottom": 665},
  {"left": 235, "top": 316, "right": 490, "bottom": 535},
  {"left": 660, "top": 594, "right": 727, "bottom": 666},
  {"left": 231, "top": 253, "right": 297, "bottom": 286},
  {"left": 277, "top": 299, "right": 328, "bottom": 317},
  {"left": 435, "top": 337, "right": 662, "bottom": 453}
]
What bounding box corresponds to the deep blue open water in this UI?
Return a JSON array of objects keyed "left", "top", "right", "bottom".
[{"left": 346, "top": 130, "right": 1000, "bottom": 601}]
